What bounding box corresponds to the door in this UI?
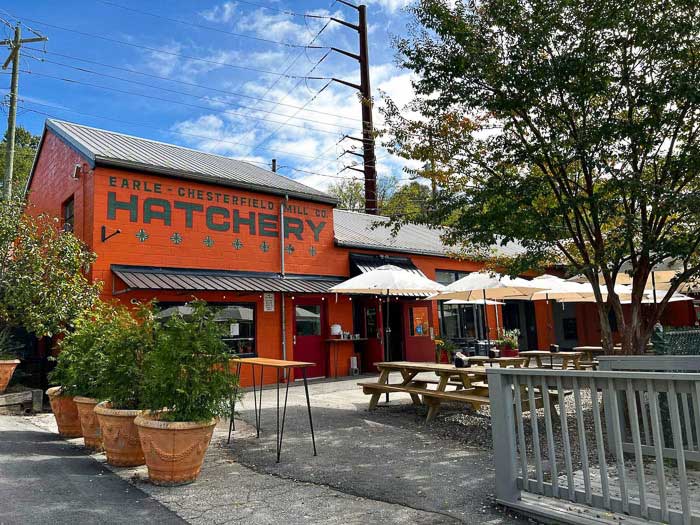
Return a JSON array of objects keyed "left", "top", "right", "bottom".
[
  {"left": 357, "top": 298, "right": 384, "bottom": 373},
  {"left": 293, "top": 298, "right": 326, "bottom": 378}
]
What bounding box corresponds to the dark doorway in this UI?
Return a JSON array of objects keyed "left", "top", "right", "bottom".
[{"left": 383, "top": 300, "right": 404, "bottom": 361}]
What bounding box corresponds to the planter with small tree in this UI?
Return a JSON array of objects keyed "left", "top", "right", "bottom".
[
  {"left": 94, "top": 303, "right": 156, "bottom": 467},
  {"left": 135, "top": 301, "right": 239, "bottom": 485},
  {"left": 0, "top": 328, "right": 20, "bottom": 394},
  {"left": 49, "top": 308, "right": 108, "bottom": 450}
]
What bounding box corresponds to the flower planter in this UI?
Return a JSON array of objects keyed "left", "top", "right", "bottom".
[
  {"left": 46, "top": 386, "right": 82, "bottom": 438},
  {"left": 135, "top": 413, "right": 216, "bottom": 486},
  {"left": 95, "top": 402, "right": 145, "bottom": 466},
  {"left": 73, "top": 396, "right": 102, "bottom": 451},
  {"left": 0, "top": 359, "right": 20, "bottom": 393},
  {"left": 500, "top": 346, "right": 519, "bottom": 358}
]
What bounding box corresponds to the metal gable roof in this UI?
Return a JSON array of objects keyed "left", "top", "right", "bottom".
[
  {"left": 42, "top": 119, "right": 336, "bottom": 205},
  {"left": 112, "top": 265, "right": 345, "bottom": 294},
  {"left": 333, "top": 209, "right": 526, "bottom": 258}
]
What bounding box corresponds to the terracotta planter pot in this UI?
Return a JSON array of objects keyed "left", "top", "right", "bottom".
[
  {"left": 46, "top": 386, "right": 82, "bottom": 438},
  {"left": 73, "top": 396, "right": 102, "bottom": 451},
  {"left": 94, "top": 402, "right": 145, "bottom": 467},
  {"left": 135, "top": 413, "right": 216, "bottom": 486},
  {"left": 0, "top": 359, "right": 20, "bottom": 393}
]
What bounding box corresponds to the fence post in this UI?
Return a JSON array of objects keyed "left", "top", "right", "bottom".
[{"left": 488, "top": 369, "right": 520, "bottom": 504}]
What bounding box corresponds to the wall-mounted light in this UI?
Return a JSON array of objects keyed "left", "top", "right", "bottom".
[{"left": 71, "top": 163, "right": 82, "bottom": 180}]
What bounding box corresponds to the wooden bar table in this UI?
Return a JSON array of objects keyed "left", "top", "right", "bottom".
[
  {"left": 519, "top": 350, "right": 584, "bottom": 370},
  {"left": 227, "top": 357, "right": 317, "bottom": 463}
]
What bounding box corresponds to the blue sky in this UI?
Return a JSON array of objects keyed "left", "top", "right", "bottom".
[{"left": 0, "top": 0, "right": 419, "bottom": 191}]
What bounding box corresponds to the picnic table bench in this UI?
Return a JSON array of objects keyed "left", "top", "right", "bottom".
[{"left": 359, "top": 361, "right": 545, "bottom": 422}]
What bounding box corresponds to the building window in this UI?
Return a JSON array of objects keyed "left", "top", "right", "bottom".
[
  {"left": 295, "top": 305, "right": 321, "bottom": 335},
  {"left": 62, "top": 196, "right": 75, "bottom": 232},
  {"left": 159, "top": 302, "right": 257, "bottom": 356},
  {"left": 435, "top": 269, "right": 471, "bottom": 286}
]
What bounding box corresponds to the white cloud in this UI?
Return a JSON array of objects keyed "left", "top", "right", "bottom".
[
  {"left": 235, "top": 8, "right": 341, "bottom": 45},
  {"left": 200, "top": 2, "right": 238, "bottom": 23},
  {"left": 365, "top": 0, "right": 414, "bottom": 14}
]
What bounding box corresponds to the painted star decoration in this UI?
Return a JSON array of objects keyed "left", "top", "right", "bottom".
[
  {"left": 309, "top": 246, "right": 317, "bottom": 256},
  {"left": 170, "top": 232, "right": 183, "bottom": 245},
  {"left": 203, "top": 236, "right": 214, "bottom": 248},
  {"left": 135, "top": 229, "right": 149, "bottom": 242},
  {"left": 285, "top": 244, "right": 295, "bottom": 255},
  {"left": 232, "top": 239, "right": 243, "bottom": 250},
  {"left": 260, "top": 241, "right": 269, "bottom": 253}
]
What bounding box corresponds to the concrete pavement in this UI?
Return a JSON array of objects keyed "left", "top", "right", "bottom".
[{"left": 0, "top": 416, "right": 183, "bottom": 525}]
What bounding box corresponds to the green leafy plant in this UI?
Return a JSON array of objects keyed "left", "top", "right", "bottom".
[
  {"left": 94, "top": 303, "right": 157, "bottom": 410},
  {"left": 0, "top": 327, "right": 19, "bottom": 360},
  {"left": 141, "top": 301, "right": 239, "bottom": 422},
  {"left": 48, "top": 303, "right": 116, "bottom": 398},
  {"left": 499, "top": 329, "right": 520, "bottom": 350},
  {"left": 434, "top": 338, "right": 458, "bottom": 361}
]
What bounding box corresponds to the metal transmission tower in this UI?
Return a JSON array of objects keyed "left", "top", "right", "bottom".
[
  {"left": 330, "top": 2, "right": 377, "bottom": 215},
  {"left": 1, "top": 22, "right": 48, "bottom": 200}
]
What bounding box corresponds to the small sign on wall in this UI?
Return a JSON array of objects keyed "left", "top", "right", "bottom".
[{"left": 263, "top": 292, "right": 275, "bottom": 312}]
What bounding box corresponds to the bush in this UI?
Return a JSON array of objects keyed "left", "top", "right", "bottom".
[
  {"left": 141, "top": 301, "right": 239, "bottom": 423},
  {"left": 94, "top": 303, "right": 157, "bottom": 410},
  {"left": 48, "top": 303, "right": 117, "bottom": 398}
]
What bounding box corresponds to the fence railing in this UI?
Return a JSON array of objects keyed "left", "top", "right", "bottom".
[{"left": 488, "top": 366, "right": 700, "bottom": 525}]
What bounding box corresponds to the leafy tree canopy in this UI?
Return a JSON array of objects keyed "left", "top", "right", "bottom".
[
  {"left": 383, "top": 0, "right": 700, "bottom": 353},
  {"left": 0, "top": 126, "right": 41, "bottom": 196},
  {"left": 0, "top": 199, "right": 100, "bottom": 337}
]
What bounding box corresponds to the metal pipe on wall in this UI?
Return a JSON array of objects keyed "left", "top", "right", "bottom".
[{"left": 280, "top": 193, "right": 288, "bottom": 376}]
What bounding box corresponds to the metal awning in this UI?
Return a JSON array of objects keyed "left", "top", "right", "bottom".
[
  {"left": 112, "top": 265, "right": 345, "bottom": 294},
  {"left": 349, "top": 253, "right": 425, "bottom": 277}
]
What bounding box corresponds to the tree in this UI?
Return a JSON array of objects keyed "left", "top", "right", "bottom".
[
  {"left": 380, "top": 181, "right": 433, "bottom": 221},
  {"left": 328, "top": 178, "right": 365, "bottom": 212},
  {"left": 383, "top": 0, "right": 700, "bottom": 354},
  {"left": 328, "top": 175, "right": 400, "bottom": 214},
  {"left": 0, "top": 126, "right": 41, "bottom": 196},
  {"left": 0, "top": 199, "right": 100, "bottom": 337}
]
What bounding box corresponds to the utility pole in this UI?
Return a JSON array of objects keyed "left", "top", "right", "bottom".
[
  {"left": 330, "top": 3, "right": 377, "bottom": 215},
  {"left": 1, "top": 23, "right": 48, "bottom": 200}
]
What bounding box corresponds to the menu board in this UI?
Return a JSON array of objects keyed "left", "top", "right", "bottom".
[{"left": 411, "top": 306, "right": 429, "bottom": 337}]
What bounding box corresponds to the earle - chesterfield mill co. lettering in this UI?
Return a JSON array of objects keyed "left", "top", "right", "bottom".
[{"left": 106, "top": 176, "right": 327, "bottom": 241}]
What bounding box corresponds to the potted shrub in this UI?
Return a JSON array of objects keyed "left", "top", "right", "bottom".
[
  {"left": 0, "top": 328, "right": 20, "bottom": 394},
  {"left": 48, "top": 307, "right": 109, "bottom": 450},
  {"left": 94, "top": 304, "right": 156, "bottom": 467},
  {"left": 135, "top": 301, "right": 239, "bottom": 486},
  {"left": 499, "top": 329, "right": 520, "bottom": 358}
]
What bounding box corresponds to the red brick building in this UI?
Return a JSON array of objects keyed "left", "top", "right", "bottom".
[{"left": 25, "top": 120, "right": 696, "bottom": 385}]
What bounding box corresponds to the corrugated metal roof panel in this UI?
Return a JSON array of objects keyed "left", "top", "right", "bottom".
[
  {"left": 44, "top": 120, "right": 336, "bottom": 205},
  {"left": 333, "top": 209, "right": 526, "bottom": 258},
  {"left": 112, "top": 265, "right": 344, "bottom": 294}
]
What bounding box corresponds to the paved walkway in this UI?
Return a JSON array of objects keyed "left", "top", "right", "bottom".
[
  {"left": 0, "top": 416, "right": 183, "bottom": 525},
  {"left": 17, "top": 375, "right": 528, "bottom": 524}
]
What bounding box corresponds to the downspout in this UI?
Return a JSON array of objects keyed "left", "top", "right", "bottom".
[{"left": 280, "top": 192, "right": 289, "bottom": 377}]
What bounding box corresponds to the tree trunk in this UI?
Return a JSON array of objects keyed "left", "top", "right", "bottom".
[{"left": 595, "top": 301, "right": 615, "bottom": 353}]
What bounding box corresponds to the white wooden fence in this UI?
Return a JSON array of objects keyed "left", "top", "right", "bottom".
[{"left": 488, "top": 360, "right": 700, "bottom": 525}]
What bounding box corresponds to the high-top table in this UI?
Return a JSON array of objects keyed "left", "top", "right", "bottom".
[{"left": 227, "top": 357, "right": 317, "bottom": 463}]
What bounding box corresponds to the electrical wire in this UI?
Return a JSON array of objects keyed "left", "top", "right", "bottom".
[
  {"left": 23, "top": 52, "right": 361, "bottom": 132},
  {"left": 15, "top": 69, "right": 348, "bottom": 137},
  {"left": 3, "top": 13, "right": 332, "bottom": 80},
  {"left": 23, "top": 47, "right": 360, "bottom": 123},
  {"left": 95, "top": 1, "right": 328, "bottom": 49}
]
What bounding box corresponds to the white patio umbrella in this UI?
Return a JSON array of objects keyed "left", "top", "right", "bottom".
[
  {"left": 329, "top": 265, "right": 445, "bottom": 362},
  {"left": 433, "top": 272, "right": 547, "bottom": 346}
]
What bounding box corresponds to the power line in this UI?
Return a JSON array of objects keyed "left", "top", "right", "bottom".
[
  {"left": 16, "top": 69, "right": 348, "bottom": 136},
  {"left": 23, "top": 52, "right": 361, "bottom": 131},
  {"left": 200, "top": 0, "right": 332, "bottom": 19},
  {"left": 24, "top": 47, "right": 360, "bottom": 123},
  {"left": 12, "top": 99, "right": 353, "bottom": 169},
  {"left": 95, "top": 1, "right": 328, "bottom": 49},
  {"left": 3, "top": 13, "right": 332, "bottom": 80}
]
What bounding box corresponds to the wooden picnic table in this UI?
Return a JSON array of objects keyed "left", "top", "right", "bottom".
[
  {"left": 466, "top": 356, "right": 526, "bottom": 368},
  {"left": 519, "top": 350, "right": 584, "bottom": 370},
  {"left": 572, "top": 346, "right": 606, "bottom": 362},
  {"left": 359, "top": 361, "right": 491, "bottom": 422}
]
